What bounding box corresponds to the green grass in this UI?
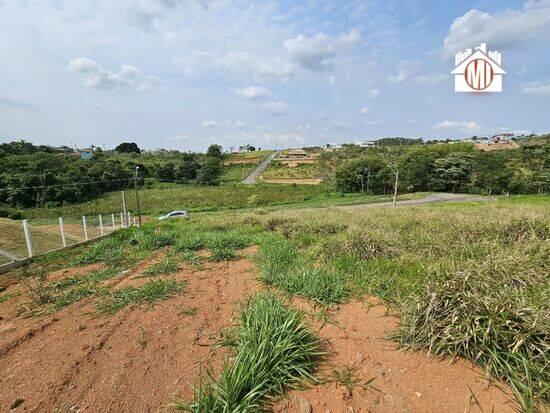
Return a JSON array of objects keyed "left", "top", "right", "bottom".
[
  {"left": 143, "top": 256, "right": 179, "bottom": 276},
  {"left": 97, "top": 279, "right": 185, "bottom": 314},
  {"left": 220, "top": 163, "right": 257, "bottom": 183},
  {"left": 262, "top": 162, "right": 324, "bottom": 179},
  {"left": 175, "top": 293, "right": 323, "bottom": 412}
]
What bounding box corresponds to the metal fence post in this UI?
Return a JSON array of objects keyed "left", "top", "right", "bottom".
[
  {"left": 120, "top": 212, "right": 124, "bottom": 228},
  {"left": 128, "top": 212, "right": 131, "bottom": 227},
  {"left": 59, "top": 217, "right": 67, "bottom": 247},
  {"left": 22, "top": 219, "right": 33, "bottom": 257},
  {"left": 111, "top": 213, "right": 116, "bottom": 231},
  {"left": 82, "top": 216, "right": 88, "bottom": 241},
  {"left": 99, "top": 215, "right": 104, "bottom": 236}
]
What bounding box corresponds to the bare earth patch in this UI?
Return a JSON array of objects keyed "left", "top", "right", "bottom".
[
  {"left": 0, "top": 252, "right": 260, "bottom": 412},
  {"left": 274, "top": 297, "right": 514, "bottom": 413},
  {"left": 0, "top": 252, "right": 513, "bottom": 412}
]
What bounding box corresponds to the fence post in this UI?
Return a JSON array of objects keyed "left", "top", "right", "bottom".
[
  {"left": 82, "top": 216, "right": 88, "bottom": 241},
  {"left": 59, "top": 217, "right": 67, "bottom": 247},
  {"left": 22, "top": 219, "right": 33, "bottom": 258},
  {"left": 99, "top": 215, "right": 104, "bottom": 236},
  {"left": 120, "top": 212, "right": 125, "bottom": 228},
  {"left": 111, "top": 213, "right": 116, "bottom": 230},
  {"left": 122, "top": 191, "right": 127, "bottom": 226},
  {"left": 128, "top": 212, "right": 131, "bottom": 227}
]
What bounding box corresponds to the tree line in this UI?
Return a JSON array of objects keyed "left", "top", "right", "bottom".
[
  {"left": 332, "top": 137, "right": 549, "bottom": 195},
  {"left": 0, "top": 141, "right": 225, "bottom": 208}
]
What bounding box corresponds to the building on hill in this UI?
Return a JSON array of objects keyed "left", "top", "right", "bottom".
[
  {"left": 80, "top": 147, "right": 94, "bottom": 159},
  {"left": 356, "top": 140, "right": 376, "bottom": 148},
  {"left": 324, "top": 143, "right": 342, "bottom": 151},
  {"left": 490, "top": 133, "right": 513, "bottom": 144}
]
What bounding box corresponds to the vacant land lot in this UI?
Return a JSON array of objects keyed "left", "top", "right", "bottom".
[{"left": 0, "top": 196, "right": 548, "bottom": 412}]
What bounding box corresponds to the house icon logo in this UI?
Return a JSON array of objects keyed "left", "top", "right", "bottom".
[{"left": 451, "top": 43, "right": 505, "bottom": 92}]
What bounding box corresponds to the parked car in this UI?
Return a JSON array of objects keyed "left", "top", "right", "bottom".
[{"left": 158, "top": 210, "right": 190, "bottom": 220}]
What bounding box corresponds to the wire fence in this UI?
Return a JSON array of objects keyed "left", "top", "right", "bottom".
[{"left": 0, "top": 207, "right": 136, "bottom": 266}]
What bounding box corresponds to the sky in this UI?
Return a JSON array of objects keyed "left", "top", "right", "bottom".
[{"left": 1, "top": 0, "right": 550, "bottom": 152}]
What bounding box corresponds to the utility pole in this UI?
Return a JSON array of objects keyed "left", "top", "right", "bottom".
[
  {"left": 134, "top": 166, "right": 142, "bottom": 226},
  {"left": 392, "top": 168, "right": 399, "bottom": 207}
]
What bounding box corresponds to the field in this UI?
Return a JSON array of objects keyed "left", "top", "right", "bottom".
[
  {"left": 0, "top": 195, "right": 548, "bottom": 412},
  {"left": 16, "top": 183, "right": 423, "bottom": 221}
]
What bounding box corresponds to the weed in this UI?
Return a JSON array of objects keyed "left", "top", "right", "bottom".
[
  {"left": 179, "top": 306, "right": 198, "bottom": 316},
  {"left": 176, "top": 293, "right": 323, "bottom": 412},
  {"left": 138, "top": 326, "right": 148, "bottom": 349},
  {"left": 143, "top": 256, "right": 179, "bottom": 276},
  {"left": 327, "top": 362, "right": 377, "bottom": 395},
  {"left": 97, "top": 279, "right": 185, "bottom": 314}
]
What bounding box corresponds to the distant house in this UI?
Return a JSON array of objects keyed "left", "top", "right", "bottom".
[
  {"left": 80, "top": 148, "right": 94, "bottom": 160},
  {"left": 356, "top": 141, "right": 376, "bottom": 148},
  {"left": 490, "top": 133, "right": 513, "bottom": 144},
  {"left": 324, "top": 143, "right": 342, "bottom": 151},
  {"left": 286, "top": 149, "right": 308, "bottom": 158}
]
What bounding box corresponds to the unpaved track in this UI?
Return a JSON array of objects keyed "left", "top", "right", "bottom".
[
  {"left": 242, "top": 151, "right": 281, "bottom": 184},
  {"left": 340, "top": 192, "right": 496, "bottom": 210},
  {"left": 0, "top": 248, "right": 513, "bottom": 412}
]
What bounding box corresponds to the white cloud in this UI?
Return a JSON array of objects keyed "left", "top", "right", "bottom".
[
  {"left": 521, "top": 81, "right": 550, "bottom": 96},
  {"left": 69, "top": 57, "right": 159, "bottom": 91},
  {"left": 261, "top": 101, "right": 288, "bottom": 115},
  {"left": 367, "top": 88, "right": 380, "bottom": 98},
  {"left": 284, "top": 29, "right": 361, "bottom": 72},
  {"left": 332, "top": 120, "right": 352, "bottom": 129},
  {"left": 202, "top": 120, "right": 222, "bottom": 128},
  {"left": 434, "top": 120, "right": 481, "bottom": 132},
  {"left": 328, "top": 75, "right": 336, "bottom": 85},
  {"left": 443, "top": 1, "right": 550, "bottom": 57},
  {"left": 178, "top": 51, "right": 294, "bottom": 80},
  {"left": 358, "top": 106, "right": 370, "bottom": 114},
  {"left": 234, "top": 86, "right": 272, "bottom": 100},
  {"left": 414, "top": 73, "right": 449, "bottom": 85},
  {"left": 388, "top": 60, "right": 418, "bottom": 83},
  {"left": 364, "top": 120, "right": 383, "bottom": 127},
  {"left": 166, "top": 134, "right": 190, "bottom": 142},
  {"left": 233, "top": 120, "right": 247, "bottom": 128}
]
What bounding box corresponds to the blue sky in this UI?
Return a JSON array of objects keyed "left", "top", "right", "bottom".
[{"left": 1, "top": 0, "right": 549, "bottom": 151}]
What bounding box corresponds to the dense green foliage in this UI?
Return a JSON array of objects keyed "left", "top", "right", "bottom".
[
  {"left": 0, "top": 141, "right": 225, "bottom": 208},
  {"left": 331, "top": 136, "right": 550, "bottom": 195}
]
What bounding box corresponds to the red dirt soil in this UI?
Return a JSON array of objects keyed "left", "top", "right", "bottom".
[
  {"left": 0, "top": 251, "right": 513, "bottom": 412},
  {"left": 274, "top": 297, "right": 515, "bottom": 413}
]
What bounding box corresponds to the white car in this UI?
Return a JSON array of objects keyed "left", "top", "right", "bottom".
[{"left": 159, "top": 210, "right": 190, "bottom": 220}]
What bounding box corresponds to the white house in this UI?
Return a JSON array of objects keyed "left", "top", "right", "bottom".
[
  {"left": 357, "top": 141, "right": 376, "bottom": 148},
  {"left": 451, "top": 43, "right": 505, "bottom": 93}
]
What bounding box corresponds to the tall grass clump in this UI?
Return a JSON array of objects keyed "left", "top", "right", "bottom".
[
  {"left": 177, "top": 293, "right": 323, "bottom": 412},
  {"left": 256, "top": 235, "right": 349, "bottom": 305},
  {"left": 395, "top": 260, "right": 549, "bottom": 411}
]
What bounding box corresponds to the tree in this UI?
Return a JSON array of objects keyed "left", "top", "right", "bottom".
[
  {"left": 156, "top": 162, "right": 176, "bottom": 181},
  {"left": 335, "top": 157, "right": 389, "bottom": 193},
  {"left": 174, "top": 159, "right": 200, "bottom": 182},
  {"left": 196, "top": 157, "right": 222, "bottom": 185},
  {"left": 430, "top": 153, "right": 473, "bottom": 192},
  {"left": 115, "top": 142, "right": 141, "bottom": 154},
  {"left": 206, "top": 144, "right": 222, "bottom": 158}
]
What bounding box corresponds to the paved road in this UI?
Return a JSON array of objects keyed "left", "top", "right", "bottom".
[
  {"left": 340, "top": 192, "right": 496, "bottom": 210},
  {"left": 242, "top": 150, "right": 281, "bottom": 184}
]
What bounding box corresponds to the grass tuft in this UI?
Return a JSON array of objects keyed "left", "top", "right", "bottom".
[
  {"left": 97, "top": 279, "right": 185, "bottom": 314},
  {"left": 143, "top": 256, "right": 179, "bottom": 276},
  {"left": 176, "top": 293, "right": 323, "bottom": 412}
]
